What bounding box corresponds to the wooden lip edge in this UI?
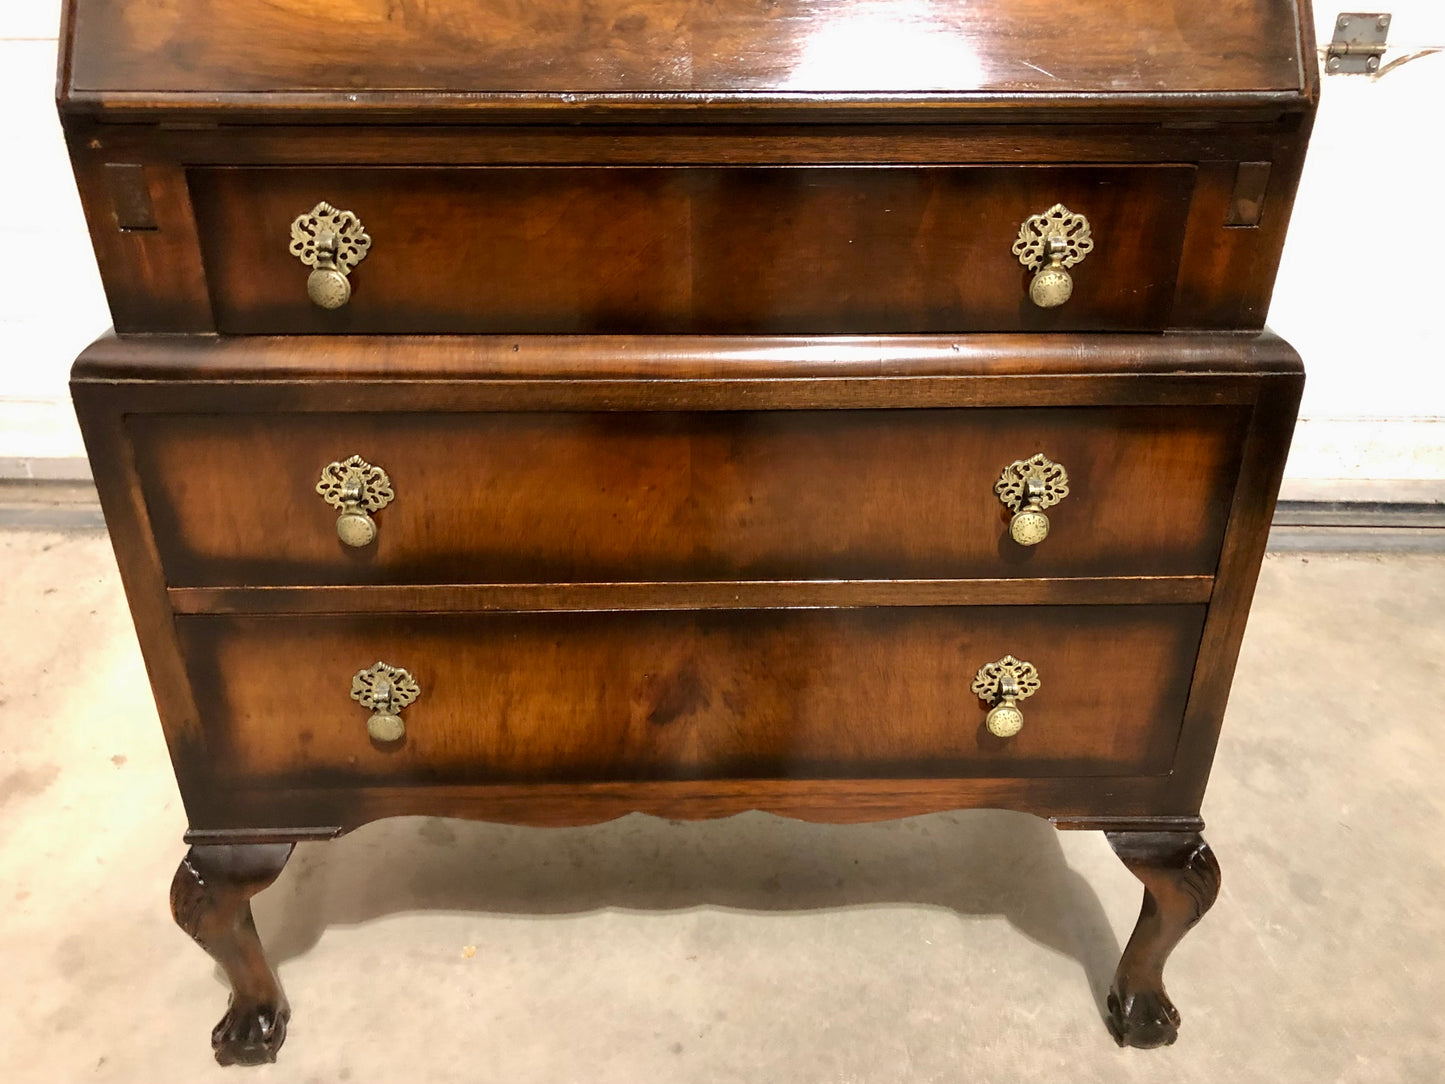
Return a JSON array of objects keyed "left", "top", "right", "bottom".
[
  {"left": 69, "top": 330, "right": 1306, "bottom": 382},
  {"left": 60, "top": 89, "right": 1312, "bottom": 122},
  {"left": 167, "top": 577, "right": 1215, "bottom": 615},
  {"left": 182, "top": 813, "right": 1203, "bottom": 846},
  {"left": 67, "top": 376, "right": 1273, "bottom": 412},
  {"left": 178, "top": 778, "right": 1198, "bottom": 843}
]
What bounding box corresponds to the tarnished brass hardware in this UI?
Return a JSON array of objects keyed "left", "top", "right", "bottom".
[
  {"left": 350, "top": 661, "right": 420, "bottom": 743},
  {"left": 316, "top": 455, "right": 394, "bottom": 547},
  {"left": 971, "top": 655, "right": 1041, "bottom": 738},
  {"left": 1013, "top": 204, "right": 1093, "bottom": 308},
  {"left": 289, "top": 202, "right": 371, "bottom": 309},
  {"left": 994, "top": 453, "right": 1070, "bottom": 546}
]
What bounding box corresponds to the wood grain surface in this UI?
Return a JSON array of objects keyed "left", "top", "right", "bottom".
[
  {"left": 176, "top": 605, "right": 1205, "bottom": 787},
  {"left": 130, "top": 406, "right": 1246, "bottom": 586},
  {"left": 71, "top": 331, "right": 1301, "bottom": 833},
  {"left": 57, "top": 0, "right": 1317, "bottom": 1050},
  {"left": 64, "top": 0, "right": 1307, "bottom": 101},
  {"left": 188, "top": 165, "right": 1194, "bottom": 335}
]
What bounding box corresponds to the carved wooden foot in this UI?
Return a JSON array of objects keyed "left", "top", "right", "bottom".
[
  {"left": 170, "top": 843, "right": 295, "bottom": 1066},
  {"left": 1105, "top": 831, "right": 1220, "bottom": 1049}
]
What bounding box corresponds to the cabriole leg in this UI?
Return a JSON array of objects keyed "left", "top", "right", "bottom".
[
  {"left": 1105, "top": 831, "right": 1221, "bottom": 1048},
  {"left": 170, "top": 843, "right": 295, "bottom": 1065}
]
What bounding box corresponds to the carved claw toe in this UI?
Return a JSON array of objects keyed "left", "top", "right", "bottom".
[
  {"left": 211, "top": 997, "right": 289, "bottom": 1066},
  {"left": 1108, "top": 987, "right": 1181, "bottom": 1049}
]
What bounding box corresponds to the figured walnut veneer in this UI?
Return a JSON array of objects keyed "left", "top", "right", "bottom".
[{"left": 62, "top": 0, "right": 1315, "bottom": 1061}]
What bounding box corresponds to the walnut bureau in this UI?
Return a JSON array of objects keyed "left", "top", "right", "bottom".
[{"left": 60, "top": 0, "right": 1315, "bottom": 1065}]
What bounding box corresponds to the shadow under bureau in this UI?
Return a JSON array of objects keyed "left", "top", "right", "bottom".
[{"left": 60, "top": 0, "right": 1315, "bottom": 1065}]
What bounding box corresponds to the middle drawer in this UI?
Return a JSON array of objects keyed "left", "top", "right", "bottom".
[{"left": 132, "top": 406, "right": 1246, "bottom": 587}]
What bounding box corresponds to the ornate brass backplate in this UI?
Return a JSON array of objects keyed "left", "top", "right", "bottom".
[
  {"left": 315, "top": 455, "right": 394, "bottom": 547},
  {"left": 971, "top": 655, "right": 1041, "bottom": 738},
  {"left": 350, "top": 661, "right": 420, "bottom": 743},
  {"left": 289, "top": 202, "right": 371, "bottom": 309},
  {"left": 1013, "top": 204, "right": 1093, "bottom": 308},
  {"left": 994, "top": 453, "right": 1070, "bottom": 546}
]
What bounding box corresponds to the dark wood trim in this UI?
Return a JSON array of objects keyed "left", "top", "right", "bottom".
[
  {"left": 183, "top": 813, "right": 1204, "bottom": 846},
  {"left": 185, "top": 827, "right": 343, "bottom": 846},
  {"left": 1052, "top": 815, "right": 1205, "bottom": 833},
  {"left": 168, "top": 577, "right": 1214, "bottom": 615},
  {"left": 61, "top": 90, "right": 1314, "bottom": 128},
  {"left": 73, "top": 122, "right": 1287, "bottom": 168},
  {"left": 181, "top": 774, "right": 1187, "bottom": 835},
  {"left": 85, "top": 374, "right": 1266, "bottom": 413}
]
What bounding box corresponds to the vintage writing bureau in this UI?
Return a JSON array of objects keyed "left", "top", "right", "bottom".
[{"left": 60, "top": 0, "right": 1315, "bottom": 1065}]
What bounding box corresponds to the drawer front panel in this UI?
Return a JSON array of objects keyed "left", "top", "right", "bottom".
[
  {"left": 132, "top": 407, "right": 1247, "bottom": 587},
  {"left": 178, "top": 606, "right": 1205, "bottom": 787},
  {"left": 189, "top": 165, "right": 1195, "bottom": 334}
]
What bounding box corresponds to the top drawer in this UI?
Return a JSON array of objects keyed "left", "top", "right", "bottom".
[{"left": 187, "top": 165, "right": 1194, "bottom": 335}]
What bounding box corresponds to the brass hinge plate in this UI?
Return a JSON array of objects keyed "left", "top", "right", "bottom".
[{"left": 1327, "top": 12, "right": 1392, "bottom": 74}]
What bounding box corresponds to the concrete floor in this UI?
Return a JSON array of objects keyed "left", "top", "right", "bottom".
[{"left": 1, "top": 529, "right": 1442, "bottom": 1084}]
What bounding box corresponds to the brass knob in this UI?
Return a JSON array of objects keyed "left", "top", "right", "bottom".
[
  {"left": 971, "top": 655, "right": 1040, "bottom": 738},
  {"left": 1013, "top": 204, "right": 1092, "bottom": 308},
  {"left": 994, "top": 453, "right": 1069, "bottom": 546},
  {"left": 289, "top": 202, "right": 371, "bottom": 309},
  {"left": 316, "top": 455, "right": 394, "bottom": 547},
  {"left": 350, "top": 661, "right": 420, "bottom": 743}
]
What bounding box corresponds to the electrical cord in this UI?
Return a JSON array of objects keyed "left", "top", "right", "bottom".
[{"left": 1371, "top": 46, "right": 1443, "bottom": 79}]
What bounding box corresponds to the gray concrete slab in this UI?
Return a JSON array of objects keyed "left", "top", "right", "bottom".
[{"left": 1, "top": 532, "right": 1441, "bottom": 1083}]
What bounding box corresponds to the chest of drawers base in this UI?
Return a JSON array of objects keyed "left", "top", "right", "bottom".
[{"left": 73, "top": 331, "right": 1300, "bottom": 1062}]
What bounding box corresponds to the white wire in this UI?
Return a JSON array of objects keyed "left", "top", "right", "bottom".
[{"left": 1317, "top": 45, "right": 1445, "bottom": 80}]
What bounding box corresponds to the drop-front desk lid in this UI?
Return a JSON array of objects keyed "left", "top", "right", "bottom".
[{"left": 59, "top": 0, "right": 1316, "bottom": 122}]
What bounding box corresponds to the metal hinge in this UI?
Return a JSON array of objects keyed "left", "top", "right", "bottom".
[{"left": 1327, "top": 13, "right": 1392, "bottom": 74}]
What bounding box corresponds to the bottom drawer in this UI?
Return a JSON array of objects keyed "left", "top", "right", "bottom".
[{"left": 178, "top": 607, "right": 1204, "bottom": 788}]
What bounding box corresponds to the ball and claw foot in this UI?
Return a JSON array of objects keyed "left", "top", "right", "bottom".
[
  {"left": 1107, "top": 986, "right": 1181, "bottom": 1049},
  {"left": 212, "top": 996, "right": 290, "bottom": 1066},
  {"left": 1104, "top": 831, "right": 1221, "bottom": 1049},
  {"left": 170, "top": 843, "right": 296, "bottom": 1066}
]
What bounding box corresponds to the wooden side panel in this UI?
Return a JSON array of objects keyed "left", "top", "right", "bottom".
[
  {"left": 129, "top": 406, "right": 1248, "bottom": 586},
  {"left": 1169, "top": 370, "right": 1304, "bottom": 807},
  {"left": 188, "top": 165, "right": 1195, "bottom": 334},
  {"left": 176, "top": 606, "right": 1206, "bottom": 788},
  {"left": 64, "top": 152, "right": 213, "bottom": 333},
  {"left": 70, "top": 382, "right": 213, "bottom": 815}
]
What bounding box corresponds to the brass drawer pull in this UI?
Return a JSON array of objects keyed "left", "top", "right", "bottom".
[
  {"left": 1013, "top": 204, "right": 1092, "bottom": 308},
  {"left": 350, "top": 661, "right": 420, "bottom": 743},
  {"left": 994, "top": 453, "right": 1069, "bottom": 546},
  {"left": 971, "top": 655, "right": 1040, "bottom": 738},
  {"left": 289, "top": 202, "right": 371, "bottom": 309},
  {"left": 316, "top": 454, "right": 394, "bottom": 547}
]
